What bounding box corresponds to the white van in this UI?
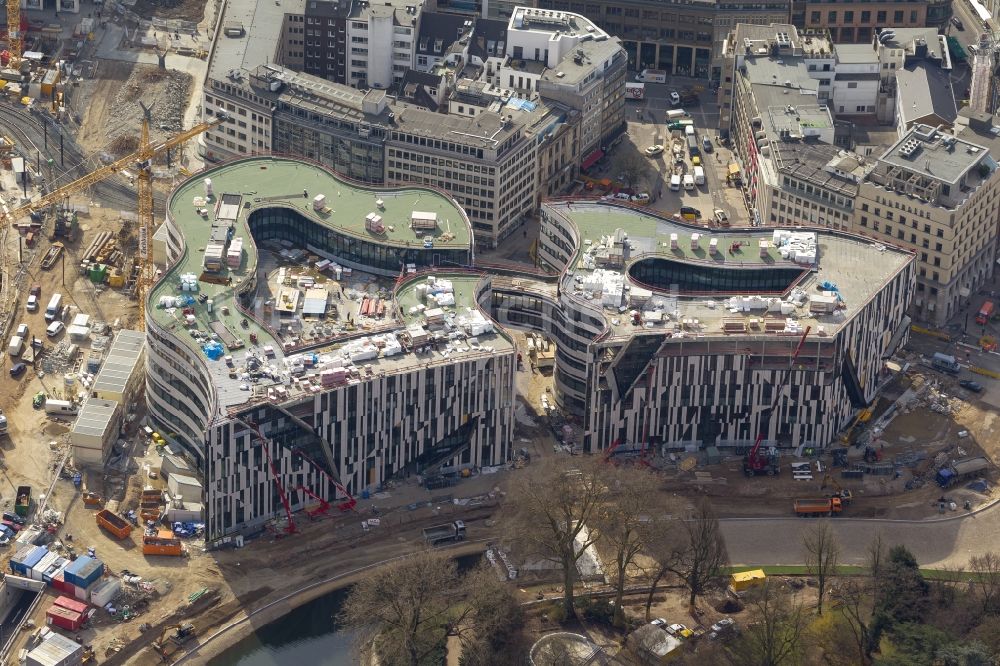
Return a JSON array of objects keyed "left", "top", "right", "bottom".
[
  {"left": 684, "top": 124, "right": 695, "bottom": 137},
  {"left": 666, "top": 109, "right": 687, "bottom": 120},
  {"left": 670, "top": 174, "right": 681, "bottom": 191},
  {"left": 46, "top": 321, "right": 64, "bottom": 338},
  {"left": 8, "top": 336, "right": 23, "bottom": 357},
  {"left": 44, "top": 399, "right": 78, "bottom": 416},
  {"left": 683, "top": 174, "right": 695, "bottom": 191},
  {"left": 694, "top": 166, "right": 706, "bottom": 185},
  {"left": 26, "top": 295, "right": 38, "bottom": 313}
]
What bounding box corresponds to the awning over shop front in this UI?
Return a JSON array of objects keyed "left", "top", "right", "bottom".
[{"left": 581, "top": 149, "right": 604, "bottom": 170}]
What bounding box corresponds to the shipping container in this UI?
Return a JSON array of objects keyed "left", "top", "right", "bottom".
[
  {"left": 42, "top": 558, "right": 68, "bottom": 584},
  {"left": 88, "top": 578, "right": 121, "bottom": 608},
  {"left": 15, "top": 546, "right": 49, "bottom": 576},
  {"left": 26, "top": 633, "right": 84, "bottom": 666},
  {"left": 45, "top": 605, "right": 84, "bottom": 632},
  {"left": 63, "top": 555, "right": 104, "bottom": 589},
  {"left": 9, "top": 543, "right": 35, "bottom": 575},
  {"left": 73, "top": 582, "right": 89, "bottom": 602},
  {"left": 53, "top": 596, "right": 88, "bottom": 614},
  {"left": 95, "top": 509, "right": 132, "bottom": 540},
  {"left": 30, "top": 551, "right": 60, "bottom": 581}
]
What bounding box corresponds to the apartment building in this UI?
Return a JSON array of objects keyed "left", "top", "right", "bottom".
[
  {"left": 298, "top": 0, "right": 354, "bottom": 83},
  {"left": 345, "top": 0, "right": 423, "bottom": 89},
  {"left": 851, "top": 122, "right": 1000, "bottom": 325}
]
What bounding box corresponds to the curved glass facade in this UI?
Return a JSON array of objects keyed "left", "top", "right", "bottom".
[
  {"left": 247, "top": 207, "right": 471, "bottom": 275},
  {"left": 628, "top": 257, "right": 807, "bottom": 294}
]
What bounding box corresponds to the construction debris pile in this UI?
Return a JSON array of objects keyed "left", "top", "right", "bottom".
[{"left": 106, "top": 66, "right": 192, "bottom": 151}]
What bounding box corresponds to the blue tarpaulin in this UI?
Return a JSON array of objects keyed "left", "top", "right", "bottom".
[{"left": 203, "top": 341, "right": 224, "bottom": 360}]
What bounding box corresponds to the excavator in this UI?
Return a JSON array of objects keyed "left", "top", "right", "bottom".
[
  {"left": 152, "top": 623, "right": 196, "bottom": 660},
  {"left": 820, "top": 474, "right": 853, "bottom": 505}
]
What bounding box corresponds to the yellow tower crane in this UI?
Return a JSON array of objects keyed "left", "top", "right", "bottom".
[
  {"left": 6, "top": 0, "right": 21, "bottom": 69},
  {"left": 2, "top": 111, "right": 228, "bottom": 329}
]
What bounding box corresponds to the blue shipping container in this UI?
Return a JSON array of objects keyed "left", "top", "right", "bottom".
[
  {"left": 21, "top": 546, "right": 48, "bottom": 571},
  {"left": 64, "top": 556, "right": 103, "bottom": 589},
  {"left": 62, "top": 555, "right": 93, "bottom": 587},
  {"left": 9, "top": 544, "right": 33, "bottom": 574}
]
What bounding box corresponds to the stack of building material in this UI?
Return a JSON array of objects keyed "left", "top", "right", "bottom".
[{"left": 227, "top": 237, "right": 243, "bottom": 267}]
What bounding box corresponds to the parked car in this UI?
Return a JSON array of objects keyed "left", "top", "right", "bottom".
[
  {"left": 959, "top": 380, "right": 984, "bottom": 393},
  {"left": 709, "top": 618, "right": 737, "bottom": 640},
  {"left": 15, "top": 324, "right": 27, "bottom": 339},
  {"left": 644, "top": 144, "right": 665, "bottom": 157},
  {"left": 3, "top": 512, "right": 26, "bottom": 526},
  {"left": 8, "top": 363, "right": 26, "bottom": 379},
  {"left": 29, "top": 285, "right": 40, "bottom": 298},
  {"left": 630, "top": 193, "right": 651, "bottom": 203},
  {"left": 702, "top": 136, "right": 714, "bottom": 153},
  {"left": 2, "top": 520, "right": 21, "bottom": 533},
  {"left": 952, "top": 16, "right": 963, "bottom": 29},
  {"left": 25, "top": 295, "right": 38, "bottom": 313},
  {"left": 46, "top": 321, "right": 64, "bottom": 338},
  {"left": 669, "top": 91, "right": 681, "bottom": 106},
  {"left": 650, "top": 618, "right": 668, "bottom": 628},
  {"left": 667, "top": 623, "right": 694, "bottom": 638}
]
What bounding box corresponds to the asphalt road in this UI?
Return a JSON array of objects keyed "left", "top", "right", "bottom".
[{"left": 720, "top": 500, "right": 997, "bottom": 568}]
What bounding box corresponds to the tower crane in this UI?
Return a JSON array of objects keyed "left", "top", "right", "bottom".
[
  {"left": 743, "top": 326, "right": 811, "bottom": 477},
  {"left": 1, "top": 111, "right": 228, "bottom": 329}
]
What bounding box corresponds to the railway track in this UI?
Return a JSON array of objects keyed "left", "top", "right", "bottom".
[{"left": 0, "top": 101, "right": 166, "bottom": 214}]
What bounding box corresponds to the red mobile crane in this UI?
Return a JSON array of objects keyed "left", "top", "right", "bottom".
[
  {"left": 743, "top": 326, "right": 812, "bottom": 477},
  {"left": 293, "top": 448, "right": 358, "bottom": 512},
  {"left": 240, "top": 420, "right": 298, "bottom": 536},
  {"left": 295, "top": 486, "right": 331, "bottom": 520}
]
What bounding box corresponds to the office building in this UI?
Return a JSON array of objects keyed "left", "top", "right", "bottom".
[
  {"left": 531, "top": 201, "right": 915, "bottom": 451},
  {"left": 145, "top": 157, "right": 515, "bottom": 543},
  {"left": 851, "top": 122, "right": 1000, "bottom": 325}
]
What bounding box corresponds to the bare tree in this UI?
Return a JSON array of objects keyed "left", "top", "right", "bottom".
[
  {"left": 505, "top": 457, "right": 611, "bottom": 616},
  {"left": 613, "top": 152, "right": 651, "bottom": 193},
  {"left": 969, "top": 551, "right": 1000, "bottom": 616},
  {"left": 638, "top": 517, "right": 680, "bottom": 622},
  {"left": 595, "top": 467, "right": 658, "bottom": 622},
  {"left": 831, "top": 578, "right": 874, "bottom": 665},
  {"left": 457, "top": 565, "right": 528, "bottom": 666},
  {"left": 666, "top": 498, "right": 728, "bottom": 607},
  {"left": 802, "top": 521, "right": 839, "bottom": 615},
  {"left": 726, "top": 580, "right": 808, "bottom": 666},
  {"left": 340, "top": 550, "right": 463, "bottom": 665},
  {"left": 866, "top": 530, "right": 887, "bottom": 601}
]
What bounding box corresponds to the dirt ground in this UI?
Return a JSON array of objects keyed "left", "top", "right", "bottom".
[
  {"left": 74, "top": 60, "right": 192, "bottom": 159},
  {"left": 130, "top": 0, "right": 212, "bottom": 22}
]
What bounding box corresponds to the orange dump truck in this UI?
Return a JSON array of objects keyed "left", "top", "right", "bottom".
[
  {"left": 793, "top": 497, "right": 843, "bottom": 517},
  {"left": 143, "top": 534, "right": 183, "bottom": 556},
  {"left": 96, "top": 509, "right": 133, "bottom": 539}
]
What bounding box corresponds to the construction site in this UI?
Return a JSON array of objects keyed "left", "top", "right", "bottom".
[{"left": 0, "top": 0, "right": 995, "bottom": 665}]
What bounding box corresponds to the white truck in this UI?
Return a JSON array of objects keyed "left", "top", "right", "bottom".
[
  {"left": 694, "top": 166, "right": 706, "bottom": 185},
  {"left": 44, "top": 294, "right": 62, "bottom": 322},
  {"left": 7, "top": 336, "right": 23, "bottom": 357},
  {"left": 635, "top": 69, "right": 667, "bottom": 84},
  {"left": 625, "top": 82, "right": 645, "bottom": 99}
]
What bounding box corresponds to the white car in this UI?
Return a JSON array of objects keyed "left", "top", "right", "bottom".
[
  {"left": 613, "top": 192, "right": 631, "bottom": 201},
  {"left": 667, "top": 623, "right": 694, "bottom": 638},
  {"left": 669, "top": 91, "right": 681, "bottom": 105},
  {"left": 650, "top": 618, "right": 668, "bottom": 628},
  {"left": 15, "top": 324, "right": 28, "bottom": 339},
  {"left": 644, "top": 144, "right": 665, "bottom": 157},
  {"left": 631, "top": 193, "right": 650, "bottom": 203},
  {"left": 46, "top": 321, "right": 64, "bottom": 338}
]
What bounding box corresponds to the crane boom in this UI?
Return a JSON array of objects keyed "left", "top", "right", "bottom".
[
  {"left": 1, "top": 115, "right": 226, "bottom": 227},
  {"left": 744, "top": 326, "right": 811, "bottom": 476},
  {"left": 293, "top": 447, "right": 357, "bottom": 511},
  {"left": 238, "top": 419, "right": 297, "bottom": 536}
]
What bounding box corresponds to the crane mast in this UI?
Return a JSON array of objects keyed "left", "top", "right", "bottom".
[
  {"left": 6, "top": 0, "right": 21, "bottom": 69},
  {"left": 1, "top": 112, "right": 227, "bottom": 330}
]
